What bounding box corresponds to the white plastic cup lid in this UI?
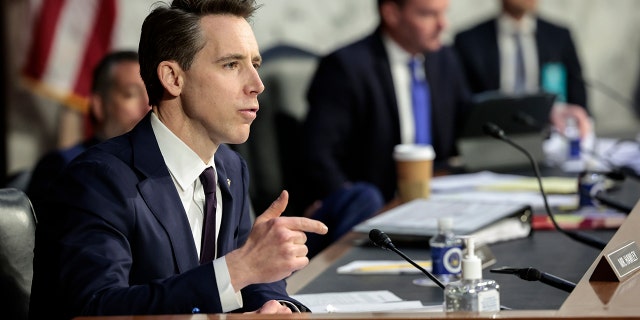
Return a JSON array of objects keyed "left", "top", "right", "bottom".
[{"left": 393, "top": 144, "right": 436, "bottom": 161}]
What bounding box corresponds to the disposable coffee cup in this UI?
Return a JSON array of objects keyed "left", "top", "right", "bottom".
[{"left": 393, "top": 144, "right": 436, "bottom": 203}]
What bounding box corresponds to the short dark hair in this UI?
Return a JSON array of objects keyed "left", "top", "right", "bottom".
[
  {"left": 378, "top": 0, "right": 407, "bottom": 8},
  {"left": 91, "top": 50, "right": 139, "bottom": 97},
  {"left": 377, "top": 0, "right": 408, "bottom": 25},
  {"left": 139, "top": 0, "right": 260, "bottom": 107}
]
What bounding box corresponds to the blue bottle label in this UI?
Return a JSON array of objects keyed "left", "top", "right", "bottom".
[
  {"left": 432, "top": 246, "right": 462, "bottom": 275},
  {"left": 578, "top": 173, "right": 605, "bottom": 207},
  {"left": 569, "top": 138, "right": 581, "bottom": 159}
]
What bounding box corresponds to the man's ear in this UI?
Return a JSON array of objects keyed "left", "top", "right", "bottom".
[
  {"left": 380, "top": 1, "right": 400, "bottom": 28},
  {"left": 89, "top": 93, "right": 105, "bottom": 123},
  {"left": 157, "top": 61, "right": 183, "bottom": 97}
]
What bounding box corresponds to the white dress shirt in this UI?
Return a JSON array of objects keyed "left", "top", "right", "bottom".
[
  {"left": 497, "top": 13, "right": 539, "bottom": 94},
  {"left": 383, "top": 34, "right": 425, "bottom": 145},
  {"left": 150, "top": 112, "right": 242, "bottom": 312}
]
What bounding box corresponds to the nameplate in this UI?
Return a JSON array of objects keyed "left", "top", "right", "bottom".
[
  {"left": 606, "top": 241, "right": 640, "bottom": 279},
  {"left": 591, "top": 241, "right": 640, "bottom": 282}
]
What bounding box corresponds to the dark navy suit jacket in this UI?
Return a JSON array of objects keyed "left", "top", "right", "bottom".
[
  {"left": 29, "top": 114, "right": 299, "bottom": 319},
  {"left": 453, "top": 17, "right": 588, "bottom": 109},
  {"left": 27, "top": 137, "right": 101, "bottom": 215},
  {"left": 302, "top": 29, "right": 471, "bottom": 203}
]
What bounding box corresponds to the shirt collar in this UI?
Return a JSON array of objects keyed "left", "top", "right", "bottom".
[
  {"left": 150, "top": 112, "right": 214, "bottom": 192},
  {"left": 498, "top": 12, "right": 537, "bottom": 36},
  {"left": 382, "top": 33, "right": 416, "bottom": 66}
]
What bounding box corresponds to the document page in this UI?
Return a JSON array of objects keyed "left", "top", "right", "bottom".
[{"left": 291, "top": 290, "right": 440, "bottom": 313}]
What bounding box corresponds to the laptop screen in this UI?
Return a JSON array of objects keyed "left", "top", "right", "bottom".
[
  {"left": 456, "top": 92, "right": 556, "bottom": 171},
  {"left": 459, "top": 91, "right": 556, "bottom": 138}
]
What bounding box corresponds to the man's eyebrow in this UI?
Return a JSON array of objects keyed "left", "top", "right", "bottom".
[
  {"left": 215, "top": 54, "right": 262, "bottom": 64},
  {"left": 215, "top": 54, "right": 244, "bottom": 64}
]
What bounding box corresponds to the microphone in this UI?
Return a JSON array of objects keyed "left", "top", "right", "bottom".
[
  {"left": 490, "top": 267, "right": 576, "bottom": 293},
  {"left": 369, "top": 229, "right": 513, "bottom": 310},
  {"left": 567, "top": 72, "right": 634, "bottom": 112},
  {"left": 482, "top": 122, "right": 608, "bottom": 250},
  {"left": 593, "top": 189, "right": 633, "bottom": 213},
  {"left": 512, "top": 111, "right": 543, "bottom": 132},
  {"left": 511, "top": 110, "right": 628, "bottom": 177},
  {"left": 369, "top": 229, "right": 445, "bottom": 289}
]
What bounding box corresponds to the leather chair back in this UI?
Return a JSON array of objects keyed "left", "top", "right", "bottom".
[
  {"left": 0, "top": 188, "right": 36, "bottom": 320},
  {"left": 232, "top": 44, "right": 319, "bottom": 214}
]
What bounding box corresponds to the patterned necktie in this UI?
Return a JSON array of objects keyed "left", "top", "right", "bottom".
[
  {"left": 513, "top": 33, "right": 526, "bottom": 94},
  {"left": 409, "top": 57, "right": 431, "bottom": 145},
  {"left": 199, "top": 167, "right": 217, "bottom": 264}
]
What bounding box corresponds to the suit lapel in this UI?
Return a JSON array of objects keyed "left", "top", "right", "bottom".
[
  {"left": 132, "top": 115, "right": 199, "bottom": 272},
  {"left": 485, "top": 20, "right": 501, "bottom": 90},
  {"left": 214, "top": 155, "right": 235, "bottom": 256},
  {"left": 535, "top": 18, "right": 555, "bottom": 82},
  {"left": 371, "top": 31, "right": 401, "bottom": 138}
]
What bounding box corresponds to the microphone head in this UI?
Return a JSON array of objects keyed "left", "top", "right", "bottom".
[
  {"left": 512, "top": 111, "right": 540, "bottom": 130},
  {"left": 369, "top": 229, "right": 395, "bottom": 250},
  {"left": 520, "top": 267, "right": 542, "bottom": 281},
  {"left": 482, "top": 122, "right": 506, "bottom": 139}
]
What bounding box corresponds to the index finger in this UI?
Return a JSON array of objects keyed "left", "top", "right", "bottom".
[{"left": 280, "top": 216, "right": 328, "bottom": 235}]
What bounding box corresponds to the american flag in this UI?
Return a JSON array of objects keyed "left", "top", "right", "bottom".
[
  {"left": 23, "top": 0, "right": 116, "bottom": 113},
  {"left": 21, "top": 0, "right": 155, "bottom": 114}
]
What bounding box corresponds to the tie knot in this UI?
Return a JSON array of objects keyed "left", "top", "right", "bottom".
[
  {"left": 199, "top": 167, "right": 216, "bottom": 195},
  {"left": 408, "top": 57, "right": 425, "bottom": 81}
]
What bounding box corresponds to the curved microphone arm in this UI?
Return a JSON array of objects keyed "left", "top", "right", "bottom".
[
  {"left": 482, "top": 122, "right": 607, "bottom": 250},
  {"left": 369, "top": 229, "right": 445, "bottom": 289}
]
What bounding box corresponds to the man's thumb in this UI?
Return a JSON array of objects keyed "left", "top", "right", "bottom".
[{"left": 259, "top": 190, "right": 289, "bottom": 221}]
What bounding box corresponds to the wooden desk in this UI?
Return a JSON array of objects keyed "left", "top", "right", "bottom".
[
  {"left": 76, "top": 205, "right": 640, "bottom": 319},
  {"left": 284, "top": 208, "right": 640, "bottom": 319},
  {"left": 558, "top": 199, "right": 640, "bottom": 317}
]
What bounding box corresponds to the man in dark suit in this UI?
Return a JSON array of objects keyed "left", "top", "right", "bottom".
[
  {"left": 301, "top": 0, "right": 470, "bottom": 256},
  {"left": 28, "top": 0, "right": 327, "bottom": 318},
  {"left": 454, "top": 0, "right": 591, "bottom": 137},
  {"left": 26, "top": 50, "right": 150, "bottom": 214}
]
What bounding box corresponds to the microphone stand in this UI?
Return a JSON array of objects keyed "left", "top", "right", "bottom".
[
  {"left": 490, "top": 267, "right": 576, "bottom": 293},
  {"left": 369, "top": 229, "right": 512, "bottom": 310},
  {"left": 483, "top": 122, "right": 607, "bottom": 250},
  {"left": 369, "top": 229, "right": 445, "bottom": 289}
]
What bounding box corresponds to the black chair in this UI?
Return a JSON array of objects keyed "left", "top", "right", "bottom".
[
  {"left": 231, "top": 44, "right": 319, "bottom": 215},
  {"left": 0, "top": 188, "right": 37, "bottom": 320}
]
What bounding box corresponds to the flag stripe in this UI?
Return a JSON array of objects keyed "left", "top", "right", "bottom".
[
  {"left": 42, "top": 0, "right": 101, "bottom": 100},
  {"left": 23, "top": 0, "right": 66, "bottom": 80},
  {"left": 72, "top": 0, "right": 117, "bottom": 98}
]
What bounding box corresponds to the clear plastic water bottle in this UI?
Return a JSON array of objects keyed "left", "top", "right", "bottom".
[
  {"left": 564, "top": 116, "right": 581, "bottom": 161},
  {"left": 415, "top": 217, "right": 462, "bottom": 286},
  {"left": 578, "top": 159, "right": 605, "bottom": 208}
]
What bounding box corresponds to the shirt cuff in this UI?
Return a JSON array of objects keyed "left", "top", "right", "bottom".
[
  {"left": 213, "top": 257, "right": 243, "bottom": 312},
  {"left": 277, "top": 300, "right": 304, "bottom": 313}
]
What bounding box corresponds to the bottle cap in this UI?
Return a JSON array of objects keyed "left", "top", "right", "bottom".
[
  {"left": 438, "top": 217, "right": 453, "bottom": 231},
  {"left": 462, "top": 237, "right": 482, "bottom": 280}
]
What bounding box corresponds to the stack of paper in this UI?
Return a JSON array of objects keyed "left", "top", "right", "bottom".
[
  {"left": 336, "top": 260, "right": 431, "bottom": 275},
  {"left": 291, "top": 290, "right": 441, "bottom": 313}
]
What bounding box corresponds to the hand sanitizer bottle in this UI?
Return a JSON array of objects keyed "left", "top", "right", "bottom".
[{"left": 444, "top": 237, "right": 500, "bottom": 312}]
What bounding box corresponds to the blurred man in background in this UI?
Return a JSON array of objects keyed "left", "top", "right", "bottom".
[
  {"left": 301, "top": 0, "right": 470, "bottom": 256},
  {"left": 27, "top": 50, "right": 150, "bottom": 213},
  {"left": 454, "top": 0, "right": 591, "bottom": 137}
]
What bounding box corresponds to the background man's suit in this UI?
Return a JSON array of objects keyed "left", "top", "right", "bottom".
[
  {"left": 26, "top": 137, "right": 100, "bottom": 215},
  {"left": 29, "top": 114, "right": 299, "bottom": 319},
  {"left": 302, "top": 28, "right": 471, "bottom": 204},
  {"left": 454, "top": 17, "right": 588, "bottom": 109}
]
